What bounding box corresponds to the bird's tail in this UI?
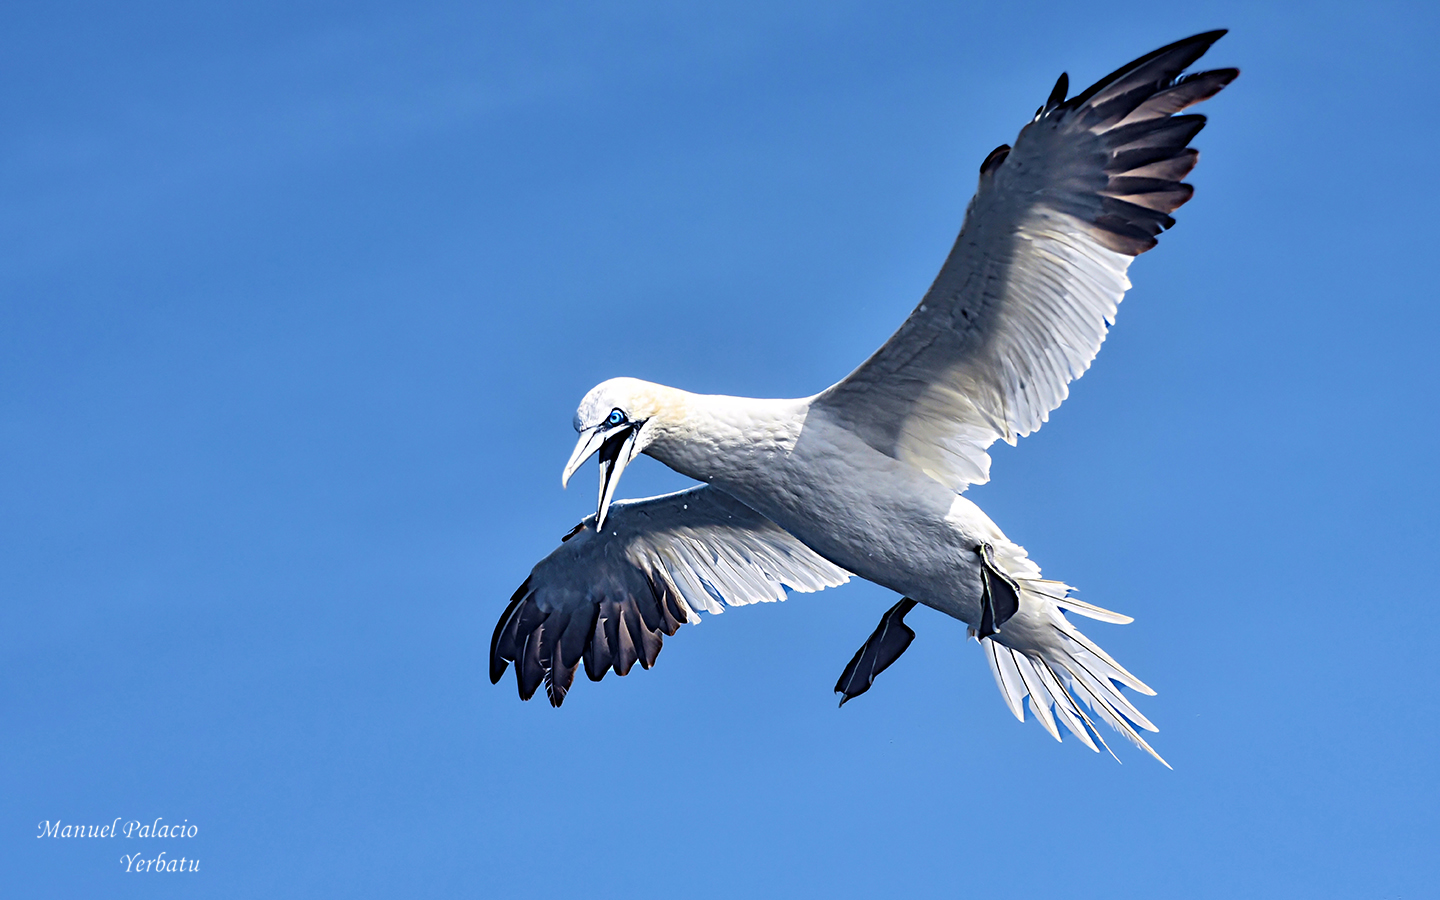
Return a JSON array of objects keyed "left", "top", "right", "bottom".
[{"left": 982, "top": 574, "right": 1168, "bottom": 767}]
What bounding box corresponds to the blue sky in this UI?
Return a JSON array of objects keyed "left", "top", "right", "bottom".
[{"left": 4, "top": 1, "right": 1437, "bottom": 896}]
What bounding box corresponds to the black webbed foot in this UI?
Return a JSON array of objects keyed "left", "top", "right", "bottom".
[
  {"left": 835, "top": 598, "right": 919, "bottom": 707},
  {"left": 977, "top": 542, "right": 1021, "bottom": 640}
]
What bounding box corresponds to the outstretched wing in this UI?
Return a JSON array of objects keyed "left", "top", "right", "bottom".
[
  {"left": 815, "top": 32, "right": 1237, "bottom": 491},
  {"left": 490, "top": 486, "right": 851, "bottom": 706}
]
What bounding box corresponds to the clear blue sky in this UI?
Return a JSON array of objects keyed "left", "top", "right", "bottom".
[{"left": 4, "top": 1, "right": 1436, "bottom": 896}]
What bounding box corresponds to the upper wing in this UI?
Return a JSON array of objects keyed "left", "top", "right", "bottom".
[
  {"left": 814, "top": 32, "right": 1237, "bottom": 491},
  {"left": 490, "top": 485, "right": 851, "bottom": 706}
]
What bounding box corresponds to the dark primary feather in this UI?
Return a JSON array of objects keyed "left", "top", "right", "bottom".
[
  {"left": 813, "top": 32, "right": 1237, "bottom": 489},
  {"left": 1044, "top": 72, "right": 1069, "bottom": 112},
  {"left": 489, "top": 486, "right": 849, "bottom": 707},
  {"left": 1055, "top": 31, "right": 1237, "bottom": 253},
  {"left": 1065, "top": 29, "right": 1228, "bottom": 109},
  {"left": 1015, "top": 30, "right": 1235, "bottom": 254},
  {"left": 979, "top": 144, "right": 1011, "bottom": 175},
  {"left": 490, "top": 531, "right": 686, "bottom": 706}
]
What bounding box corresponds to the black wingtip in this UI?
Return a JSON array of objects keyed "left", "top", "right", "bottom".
[
  {"left": 979, "top": 144, "right": 1011, "bottom": 176},
  {"left": 489, "top": 578, "right": 530, "bottom": 684},
  {"left": 1045, "top": 72, "right": 1069, "bottom": 110},
  {"left": 1210, "top": 66, "right": 1241, "bottom": 87},
  {"left": 544, "top": 662, "right": 577, "bottom": 708},
  {"left": 1067, "top": 29, "right": 1230, "bottom": 111}
]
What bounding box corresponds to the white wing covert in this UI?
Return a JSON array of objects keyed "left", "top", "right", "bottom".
[
  {"left": 490, "top": 486, "right": 851, "bottom": 706},
  {"left": 815, "top": 31, "right": 1236, "bottom": 491}
]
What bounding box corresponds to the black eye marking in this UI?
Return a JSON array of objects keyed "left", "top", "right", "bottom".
[{"left": 606, "top": 409, "right": 627, "bottom": 427}]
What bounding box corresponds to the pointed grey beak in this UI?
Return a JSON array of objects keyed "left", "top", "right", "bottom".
[
  {"left": 561, "top": 423, "right": 641, "bottom": 530},
  {"left": 561, "top": 427, "right": 607, "bottom": 490}
]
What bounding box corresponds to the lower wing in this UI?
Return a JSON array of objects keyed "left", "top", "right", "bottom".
[{"left": 490, "top": 485, "right": 851, "bottom": 706}]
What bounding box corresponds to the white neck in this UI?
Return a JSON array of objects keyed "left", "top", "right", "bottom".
[{"left": 640, "top": 388, "right": 812, "bottom": 485}]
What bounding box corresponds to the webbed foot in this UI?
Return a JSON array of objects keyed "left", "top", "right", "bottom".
[
  {"left": 835, "top": 598, "right": 919, "bottom": 706},
  {"left": 977, "top": 542, "right": 1021, "bottom": 640}
]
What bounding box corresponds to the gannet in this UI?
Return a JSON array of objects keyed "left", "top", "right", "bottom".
[{"left": 490, "top": 32, "right": 1236, "bottom": 765}]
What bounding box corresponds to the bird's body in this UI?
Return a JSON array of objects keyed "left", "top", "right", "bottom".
[
  {"left": 637, "top": 382, "right": 992, "bottom": 627},
  {"left": 491, "top": 32, "right": 1238, "bottom": 765}
]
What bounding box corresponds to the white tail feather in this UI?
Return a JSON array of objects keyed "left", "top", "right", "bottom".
[
  {"left": 985, "top": 639, "right": 1027, "bottom": 722},
  {"left": 1053, "top": 593, "right": 1133, "bottom": 625},
  {"left": 983, "top": 582, "right": 1169, "bottom": 768},
  {"left": 1014, "top": 653, "right": 1061, "bottom": 741},
  {"left": 1016, "top": 579, "right": 1132, "bottom": 624}
]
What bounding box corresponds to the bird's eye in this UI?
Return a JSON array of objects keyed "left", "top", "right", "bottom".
[{"left": 606, "top": 409, "right": 626, "bottom": 426}]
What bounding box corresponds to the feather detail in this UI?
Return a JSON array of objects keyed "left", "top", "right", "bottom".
[
  {"left": 980, "top": 579, "right": 1169, "bottom": 766},
  {"left": 815, "top": 32, "right": 1237, "bottom": 493},
  {"left": 490, "top": 486, "right": 850, "bottom": 706}
]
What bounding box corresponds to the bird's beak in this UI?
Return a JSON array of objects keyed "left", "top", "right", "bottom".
[
  {"left": 561, "top": 423, "right": 641, "bottom": 530},
  {"left": 562, "top": 427, "right": 607, "bottom": 490}
]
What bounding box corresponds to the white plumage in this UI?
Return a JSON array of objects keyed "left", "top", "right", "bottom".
[{"left": 491, "top": 32, "right": 1237, "bottom": 766}]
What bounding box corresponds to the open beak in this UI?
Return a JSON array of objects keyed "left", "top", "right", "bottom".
[
  {"left": 561, "top": 423, "right": 640, "bottom": 530},
  {"left": 561, "top": 427, "right": 607, "bottom": 490}
]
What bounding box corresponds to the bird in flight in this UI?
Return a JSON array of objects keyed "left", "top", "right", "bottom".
[{"left": 491, "top": 32, "right": 1236, "bottom": 765}]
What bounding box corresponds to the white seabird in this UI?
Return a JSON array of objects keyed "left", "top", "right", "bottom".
[{"left": 491, "top": 32, "right": 1237, "bottom": 765}]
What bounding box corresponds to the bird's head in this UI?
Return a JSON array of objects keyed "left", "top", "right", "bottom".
[{"left": 561, "top": 377, "right": 673, "bottom": 529}]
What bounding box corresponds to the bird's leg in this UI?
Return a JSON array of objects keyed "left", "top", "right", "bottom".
[
  {"left": 976, "top": 542, "right": 1021, "bottom": 640},
  {"left": 835, "top": 598, "right": 919, "bottom": 707}
]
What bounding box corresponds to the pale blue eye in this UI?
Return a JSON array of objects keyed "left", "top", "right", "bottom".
[{"left": 607, "top": 409, "right": 626, "bottom": 426}]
